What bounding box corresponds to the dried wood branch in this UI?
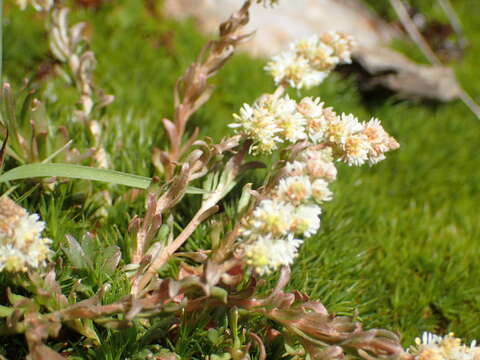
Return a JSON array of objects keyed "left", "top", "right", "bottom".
[
  {"left": 388, "top": 0, "right": 441, "bottom": 65},
  {"left": 389, "top": 0, "right": 480, "bottom": 119}
]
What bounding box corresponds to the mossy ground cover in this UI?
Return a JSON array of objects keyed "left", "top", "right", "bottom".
[{"left": 1, "top": 0, "right": 479, "bottom": 358}]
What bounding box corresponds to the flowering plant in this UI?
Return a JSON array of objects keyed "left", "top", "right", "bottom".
[{"left": 0, "top": 0, "right": 476, "bottom": 359}]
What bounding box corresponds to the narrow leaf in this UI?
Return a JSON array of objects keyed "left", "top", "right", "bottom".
[
  {"left": 100, "top": 245, "right": 121, "bottom": 276},
  {"left": 0, "top": 305, "right": 13, "bottom": 317},
  {"left": 186, "top": 186, "right": 212, "bottom": 195},
  {"left": 64, "top": 235, "right": 92, "bottom": 270},
  {"left": 0, "top": 127, "right": 7, "bottom": 173},
  {"left": 0, "top": 163, "right": 152, "bottom": 188},
  {"left": 41, "top": 140, "right": 73, "bottom": 163}
]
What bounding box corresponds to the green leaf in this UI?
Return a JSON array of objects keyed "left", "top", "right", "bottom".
[
  {"left": 0, "top": 305, "right": 13, "bottom": 317},
  {"left": 211, "top": 286, "right": 228, "bottom": 304},
  {"left": 0, "top": 163, "right": 152, "bottom": 188},
  {"left": 99, "top": 245, "right": 121, "bottom": 276},
  {"left": 7, "top": 291, "right": 28, "bottom": 306},
  {"left": 41, "top": 139, "right": 73, "bottom": 164},
  {"left": 64, "top": 235, "right": 93, "bottom": 271},
  {"left": 66, "top": 319, "right": 100, "bottom": 343},
  {"left": 185, "top": 186, "right": 212, "bottom": 195},
  {"left": 207, "top": 329, "right": 224, "bottom": 346}
]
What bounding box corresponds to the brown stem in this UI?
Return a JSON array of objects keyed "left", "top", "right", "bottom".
[
  {"left": 213, "top": 224, "right": 242, "bottom": 263},
  {"left": 437, "top": 0, "right": 467, "bottom": 48},
  {"left": 389, "top": 0, "right": 441, "bottom": 65},
  {"left": 272, "top": 83, "right": 287, "bottom": 99},
  {"left": 389, "top": 0, "right": 480, "bottom": 120},
  {"left": 133, "top": 204, "right": 219, "bottom": 295},
  {"left": 164, "top": 0, "right": 253, "bottom": 166},
  {"left": 459, "top": 89, "right": 480, "bottom": 120}
]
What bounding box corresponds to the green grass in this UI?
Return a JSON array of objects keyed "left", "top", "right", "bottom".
[{"left": 1, "top": 0, "right": 480, "bottom": 358}]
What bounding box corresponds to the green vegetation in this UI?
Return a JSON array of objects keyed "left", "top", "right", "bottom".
[{"left": 1, "top": 0, "right": 479, "bottom": 358}]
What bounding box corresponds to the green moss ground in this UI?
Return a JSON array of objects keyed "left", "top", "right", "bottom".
[{"left": 1, "top": 0, "right": 480, "bottom": 358}]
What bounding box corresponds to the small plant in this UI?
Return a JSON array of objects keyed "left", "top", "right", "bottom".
[{"left": 0, "top": 0, "right": 478, "bottom": 359}]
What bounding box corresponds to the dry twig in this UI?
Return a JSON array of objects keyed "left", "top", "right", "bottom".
[{"left": 389, "top": 0, "right": 480, "bottom": 119}]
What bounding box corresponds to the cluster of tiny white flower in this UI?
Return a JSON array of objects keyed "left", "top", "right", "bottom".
[
  {"left": 233, "top": 95, "right": 398, "bottom": 273},
  {"left": 231, "top": 94, "right": 399, "bottom": 163},
  {"left": 265, "top": 32, "right": 355, "bottom": 89},
  {"left": 229, "top": 94, "right": 304, "bottom": 154},
  {"left": 232, "top": 33, "right": 399, "bottom": 274},
  {"left": 240, "top": 146, "right": 337, "bottom": 275},
  {"left": 409, "top": 332, "right": 480, "bottom": 360},
  {"left": 0, "top": 197, "right": 51, "bottom": 273}
]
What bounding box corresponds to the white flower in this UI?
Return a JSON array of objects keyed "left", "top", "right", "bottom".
[
  {"left": 325, "top": 113, "right": 363, "bottom": 145},
  {"left": 341, "top": 133, "right": 371, "bottom": 166},
  {"left": 285, "top": 161, "right": 306, "bottom": 177},
  {"left": 302, "top": 69, "right": 330, "bottom": 89},
  {"left": 230, "top": 101, "right": 283, "bottom": 154},
  {"left": 410, "top": 332, "right": 480, "bottom": 360},
  {"left": 0, "top": 197, "right": 51, "bottom": 273},
  {"left": 300, "top": 148, "right": 337, "bottom": 182},
  {"left": 291, "top": 35, "right": 339, "bottom": 71},
  {"left": 265, "top": 50, "right": 329, "bottom": 90},
  {"left": 300, "top": 147, "right": 334, "bottom": 163},
  {"left": 297, "top": 97, "right": 328, "bottom": 143},
  {"left": 320, "top": 31, "right": 356, "bottom": 64},
  {"left": 265, "top": 32, "right": 356, "bottom": 90},
  {"left": 297, "top": 97, "right": 324, "bottom": 119},
  {"left": 362, "top": 118, "right": 400, "bottom": 164},
  {"left": 243, "top": 235, "right": 302, "bottom": 275},
  {"left": 275, "top": 175, "right": 313, "bottom": 205},
  {"left": 290, "top": 36, "right": 319, "bottom": 56},
  {"left": 265, "top": 51, "right": 315, "bottom": 89},
  {"left": 310, "top": 41, "right": 339, "bottom": 70},
  {"left": 266, "top": 32, "right": 356, "bottom": 90},
  {"left": 275, "top": 97, "right": 307, "bottom": 143},
  {"left": 290, "top": 204, "right": 321, "bottom": 237},
  {"left": 242, "top": 199, "right": 295, "bottom": 238},
  {"left": 230, "top": 95, "right": 308, "bottom": 153},
  {"left": 312, "top": 179, "right": 333, "bottom": 203},
  {"left": 341, "top": 113, "right": 364, "bottom": 133}
]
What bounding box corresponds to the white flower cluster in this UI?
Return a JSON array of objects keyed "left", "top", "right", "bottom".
[
  {"left": 233, "top": 96, "right": 398, "bottom": 273},
  {"left": 0, "top": 197, "right": 51, "bottom": 273},
  {"left": 240, "top": 147, "right": 336, "bottom": 275},
  {"left": 230, "top": 94, "right": 305, "bottom": 154},
  {"left": 232, "top": 96, "right": 399, "bottom": 273},
  {"left": 410, "top": 332, "right": 480, "bottom": 360},
  {"left": 265, "top": 32, "right": 356, "bottom": 89},
  {"left": 231, "top": 95, "right": 399, "bottom": 164},
  {"left": 232, "top": 32, "right": 398, "bottom": 275}
]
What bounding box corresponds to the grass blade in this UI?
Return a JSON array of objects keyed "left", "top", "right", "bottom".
[
  {"left": 41, "top": 139, "right": 73, "bottom": 163},
  {"left": 0, "top": 163, "right": 152, "bottom": 189}
]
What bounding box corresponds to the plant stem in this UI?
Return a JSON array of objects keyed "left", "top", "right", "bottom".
[
  {"left": 133, "top": 202, "right": 219, "bottom": 295},
  {"left": 389, "top": 0, "right": 480, "bottom": 120},
  {"left": 437, "top": 0, "right": 467, "bottom": 48},
  {"left": 389, "top": 0, "right": 441, "bottom": 65}
]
